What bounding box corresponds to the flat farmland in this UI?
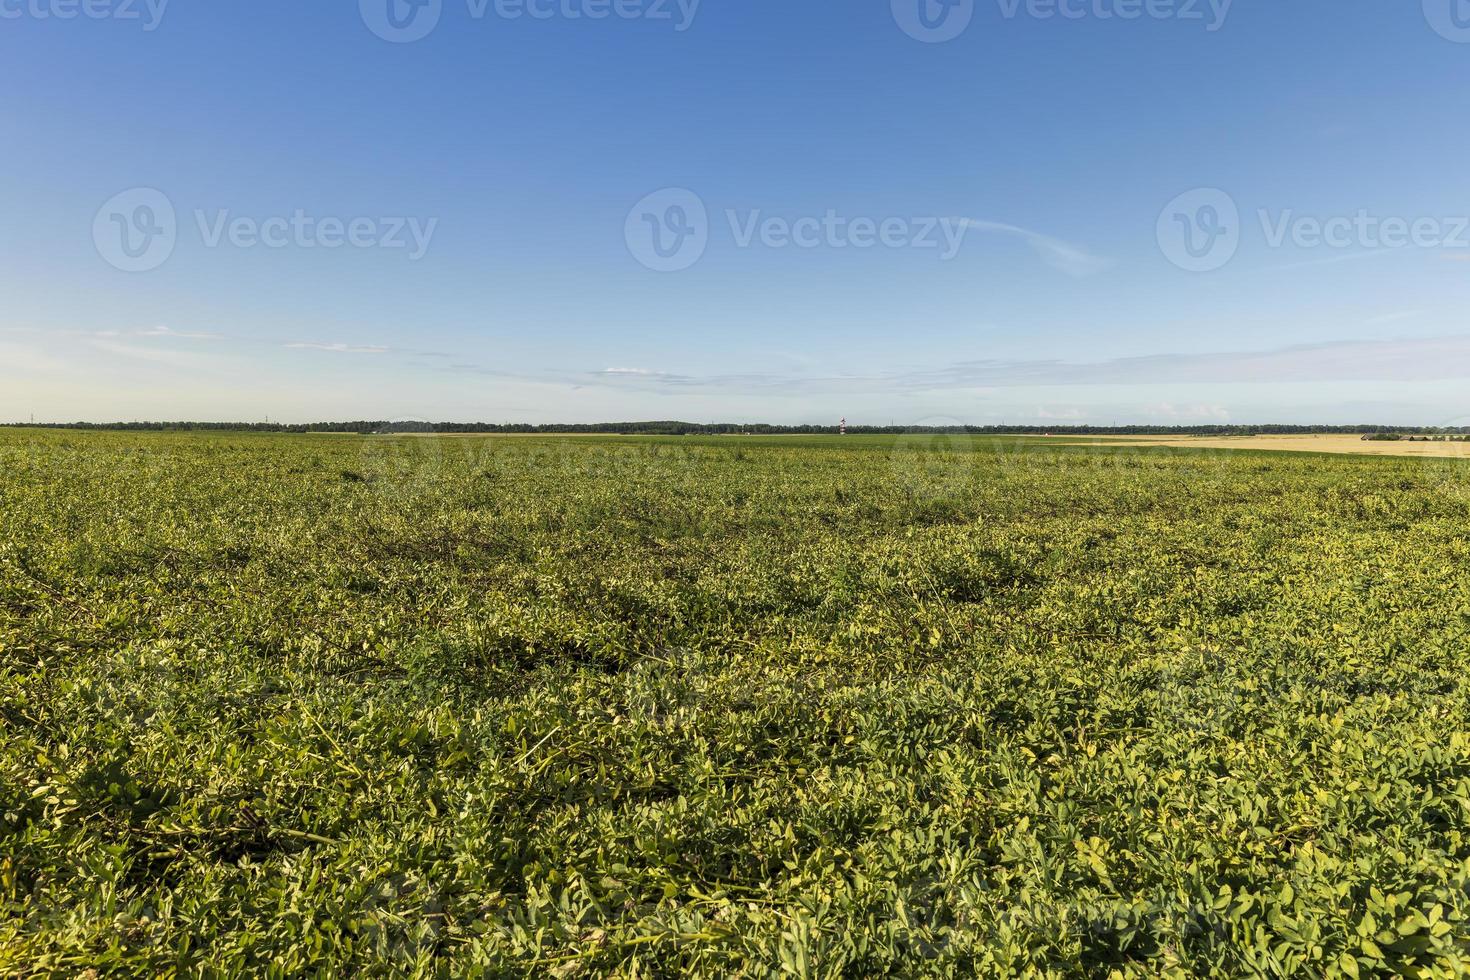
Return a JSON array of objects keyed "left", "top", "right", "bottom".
[
  {"left": 4, "top": 429, "right": 1470, "bottom": 976},
  {"left": 1070, "top": 434, "right": 1470, "bottom": 459}
]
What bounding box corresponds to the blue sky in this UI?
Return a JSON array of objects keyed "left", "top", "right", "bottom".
[{"left": 2, "top": 0, "right": 1469, "bottom": 425}]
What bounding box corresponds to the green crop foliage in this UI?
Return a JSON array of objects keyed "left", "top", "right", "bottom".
[{"left": 4, "top": 429, "right": 1470, "bottom": 976}]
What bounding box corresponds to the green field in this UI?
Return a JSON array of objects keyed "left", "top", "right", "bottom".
[{"left": 6, "top": 429, "right": 1470, "bottom": 976}]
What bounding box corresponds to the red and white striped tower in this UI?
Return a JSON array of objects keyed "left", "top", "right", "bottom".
[{"left": 840, "top": 418, "right": 847, "bottom": 436}]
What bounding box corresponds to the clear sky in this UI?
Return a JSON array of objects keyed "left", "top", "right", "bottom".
[{"left": 3, "top": 0, "right": 1469, "bottom": 425}]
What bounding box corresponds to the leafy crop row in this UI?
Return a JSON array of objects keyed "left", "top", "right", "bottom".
[{"left": 4, "top": 431, "right": 1470, "bottom": 975}]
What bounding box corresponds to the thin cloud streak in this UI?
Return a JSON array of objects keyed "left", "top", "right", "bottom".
[
  {"left": 954, "top": 219, "right": 1112, "bottom": 278},
  {"left": 87, "top": 340, "right": 218, "bottom": 368},
  {"left": 570, "top": 336, "right": 1470, "bottom": 395},
  {"left": 286, "top": 342, "right": 392, "bottom": 355},
  {"left": 90, "top": 326, "right": 220, "bottom": 340},
  {"left": 1263, "top": 248, "right": 1405, "bottom": 273},
  {"left": 137, "top": 326, "right": 221, "bottom": 340}
]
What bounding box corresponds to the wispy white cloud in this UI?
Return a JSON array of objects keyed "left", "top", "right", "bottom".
[
  {"left": 1265, "top": 248, "right": 1404, "bottom": 273},
  {"left": 91, "top": 325, "right": 221, "bottom": 341},
  {"left": 575, "top": 336, "right": 1470, "bottom": 395},
  {"left": 1146, "top": 401, "right": 1233, "bottom": 422},
  {"left": 286, "top": 342, "right": 391, "bottom": 355},
  {"left": 1364, "top": 310, "right": 1425, "bottom": 326},
  {"left": 87, "top": 340, "right": 217, "bottom": 368},
  {"left": 0, "top": 343, "right": 69, "bottom": 375},
  {"left": 1034, "top": 406, "right": 1088, "bottom": 421},
  {"left": 137, "top": 325, "right": 221, "bottom": 340},
  {"left": 954, "top": 219, "right": 1112, "bottom": 278}
]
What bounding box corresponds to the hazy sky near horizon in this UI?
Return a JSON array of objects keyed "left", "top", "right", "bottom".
[{"left": 3, "top": 1, "right": 1470, "bottom": 425}]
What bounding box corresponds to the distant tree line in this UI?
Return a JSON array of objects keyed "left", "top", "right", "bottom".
[
  {"left": 8, "top": 421, "right": 1470, "bottom": 436},
  {"left": 1363, "top": 432, "right": 1470, "bottom": 442}
]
